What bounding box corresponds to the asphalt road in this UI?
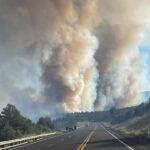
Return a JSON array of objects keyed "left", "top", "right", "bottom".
[{"left": 12, "top": 123, "right": 150, "bottom": 150}]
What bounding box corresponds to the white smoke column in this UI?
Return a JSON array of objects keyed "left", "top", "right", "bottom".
[
  {"left": 94, "top": 0, "right": 150, "bottom": 110},
  {"left": 0, "top": 0, "right": 99, "bottom": 115},
  {"left": 41, "top": 0, "right": 99, "bottom": 112}
]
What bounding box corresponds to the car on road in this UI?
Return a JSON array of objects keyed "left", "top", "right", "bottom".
[{"left": 66, "top": 125, "right": 77, "bottom": 131}]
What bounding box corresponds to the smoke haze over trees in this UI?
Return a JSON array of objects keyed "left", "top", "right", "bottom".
[
  {"left": 0, "top": 99, "right": 150, "bottom": 141},
  {"left": 54, "top": 99, "right": 150, "bottom": 129}
]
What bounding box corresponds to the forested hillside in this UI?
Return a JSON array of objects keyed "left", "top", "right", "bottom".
[{"left": 54, "top": 100, "right": 150, "bottom": 128}]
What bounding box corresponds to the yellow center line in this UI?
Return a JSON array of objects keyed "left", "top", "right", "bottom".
[
  {"left": 76, "top": 134, "right": 90, "bottom": 150},
  {"left": 76, "top": 126, "right": 97, "bottom": 150},
  {"left": 81, "top": 131, "right": 95, "bottom": 150}
]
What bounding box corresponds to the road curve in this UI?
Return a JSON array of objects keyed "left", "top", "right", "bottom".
[{"left": 12, "top": 123, "right": 149, "bottom": 150}]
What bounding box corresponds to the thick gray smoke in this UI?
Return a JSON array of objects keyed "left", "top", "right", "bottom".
[{"left": 0, "top": 0, "right": 150, "bottom": 119}]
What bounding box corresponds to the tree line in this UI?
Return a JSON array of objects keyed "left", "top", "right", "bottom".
[
  {"left": 0, "top": 104, "right": 55, "bottom": 142},
  {"left": 54, "top": 99, "right": 150, "bottom": 128}
]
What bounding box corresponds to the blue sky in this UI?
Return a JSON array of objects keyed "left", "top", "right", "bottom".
[{"left": 139, "top": 33, "right": 150, "bottom": 91}]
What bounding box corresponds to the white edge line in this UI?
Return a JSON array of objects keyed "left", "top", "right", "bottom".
[{"left": 101, "top": 124, "right": 134, "bottom": 150}]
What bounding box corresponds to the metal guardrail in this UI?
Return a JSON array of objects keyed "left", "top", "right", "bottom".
[{"left": 0, "top": 132, "right": 56, "bottom": 150}]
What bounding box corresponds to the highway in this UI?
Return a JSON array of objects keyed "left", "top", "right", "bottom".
[{"left": 12, "top": 123, "right": 150, "bottom": 150}]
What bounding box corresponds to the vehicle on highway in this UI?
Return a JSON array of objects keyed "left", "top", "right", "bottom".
[{"left": 66, "top": 125, "right": 77, "bottom": 131}]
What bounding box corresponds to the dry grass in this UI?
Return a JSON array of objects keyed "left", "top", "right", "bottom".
[{"left": 103, "top": 114, "right": 150, "bottom": 140}]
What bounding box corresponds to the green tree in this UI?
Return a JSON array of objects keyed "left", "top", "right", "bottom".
[
  {"left": 1, "top": 104, "right": 24, "bottom": 129},
  {"left": 0, "top": 104, "right": 36, "bottom": 137},
  {"left": 37, "top": 117, "right": 55, "bottom": 132},
  {"left": 0, "top": 121, "right": 16, "bottom": 141}
]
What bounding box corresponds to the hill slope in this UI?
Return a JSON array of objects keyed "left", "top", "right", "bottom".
[{"left": 114, "top": 114, "right": 150, "bottom": 133}]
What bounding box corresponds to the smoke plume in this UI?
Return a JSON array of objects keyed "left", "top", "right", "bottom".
[
  {"left": 94, "top": 0, "right": 150, "bottom": 110},
  {"left": 0, "top": 0, "right": 150, "bottom": 118}
]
